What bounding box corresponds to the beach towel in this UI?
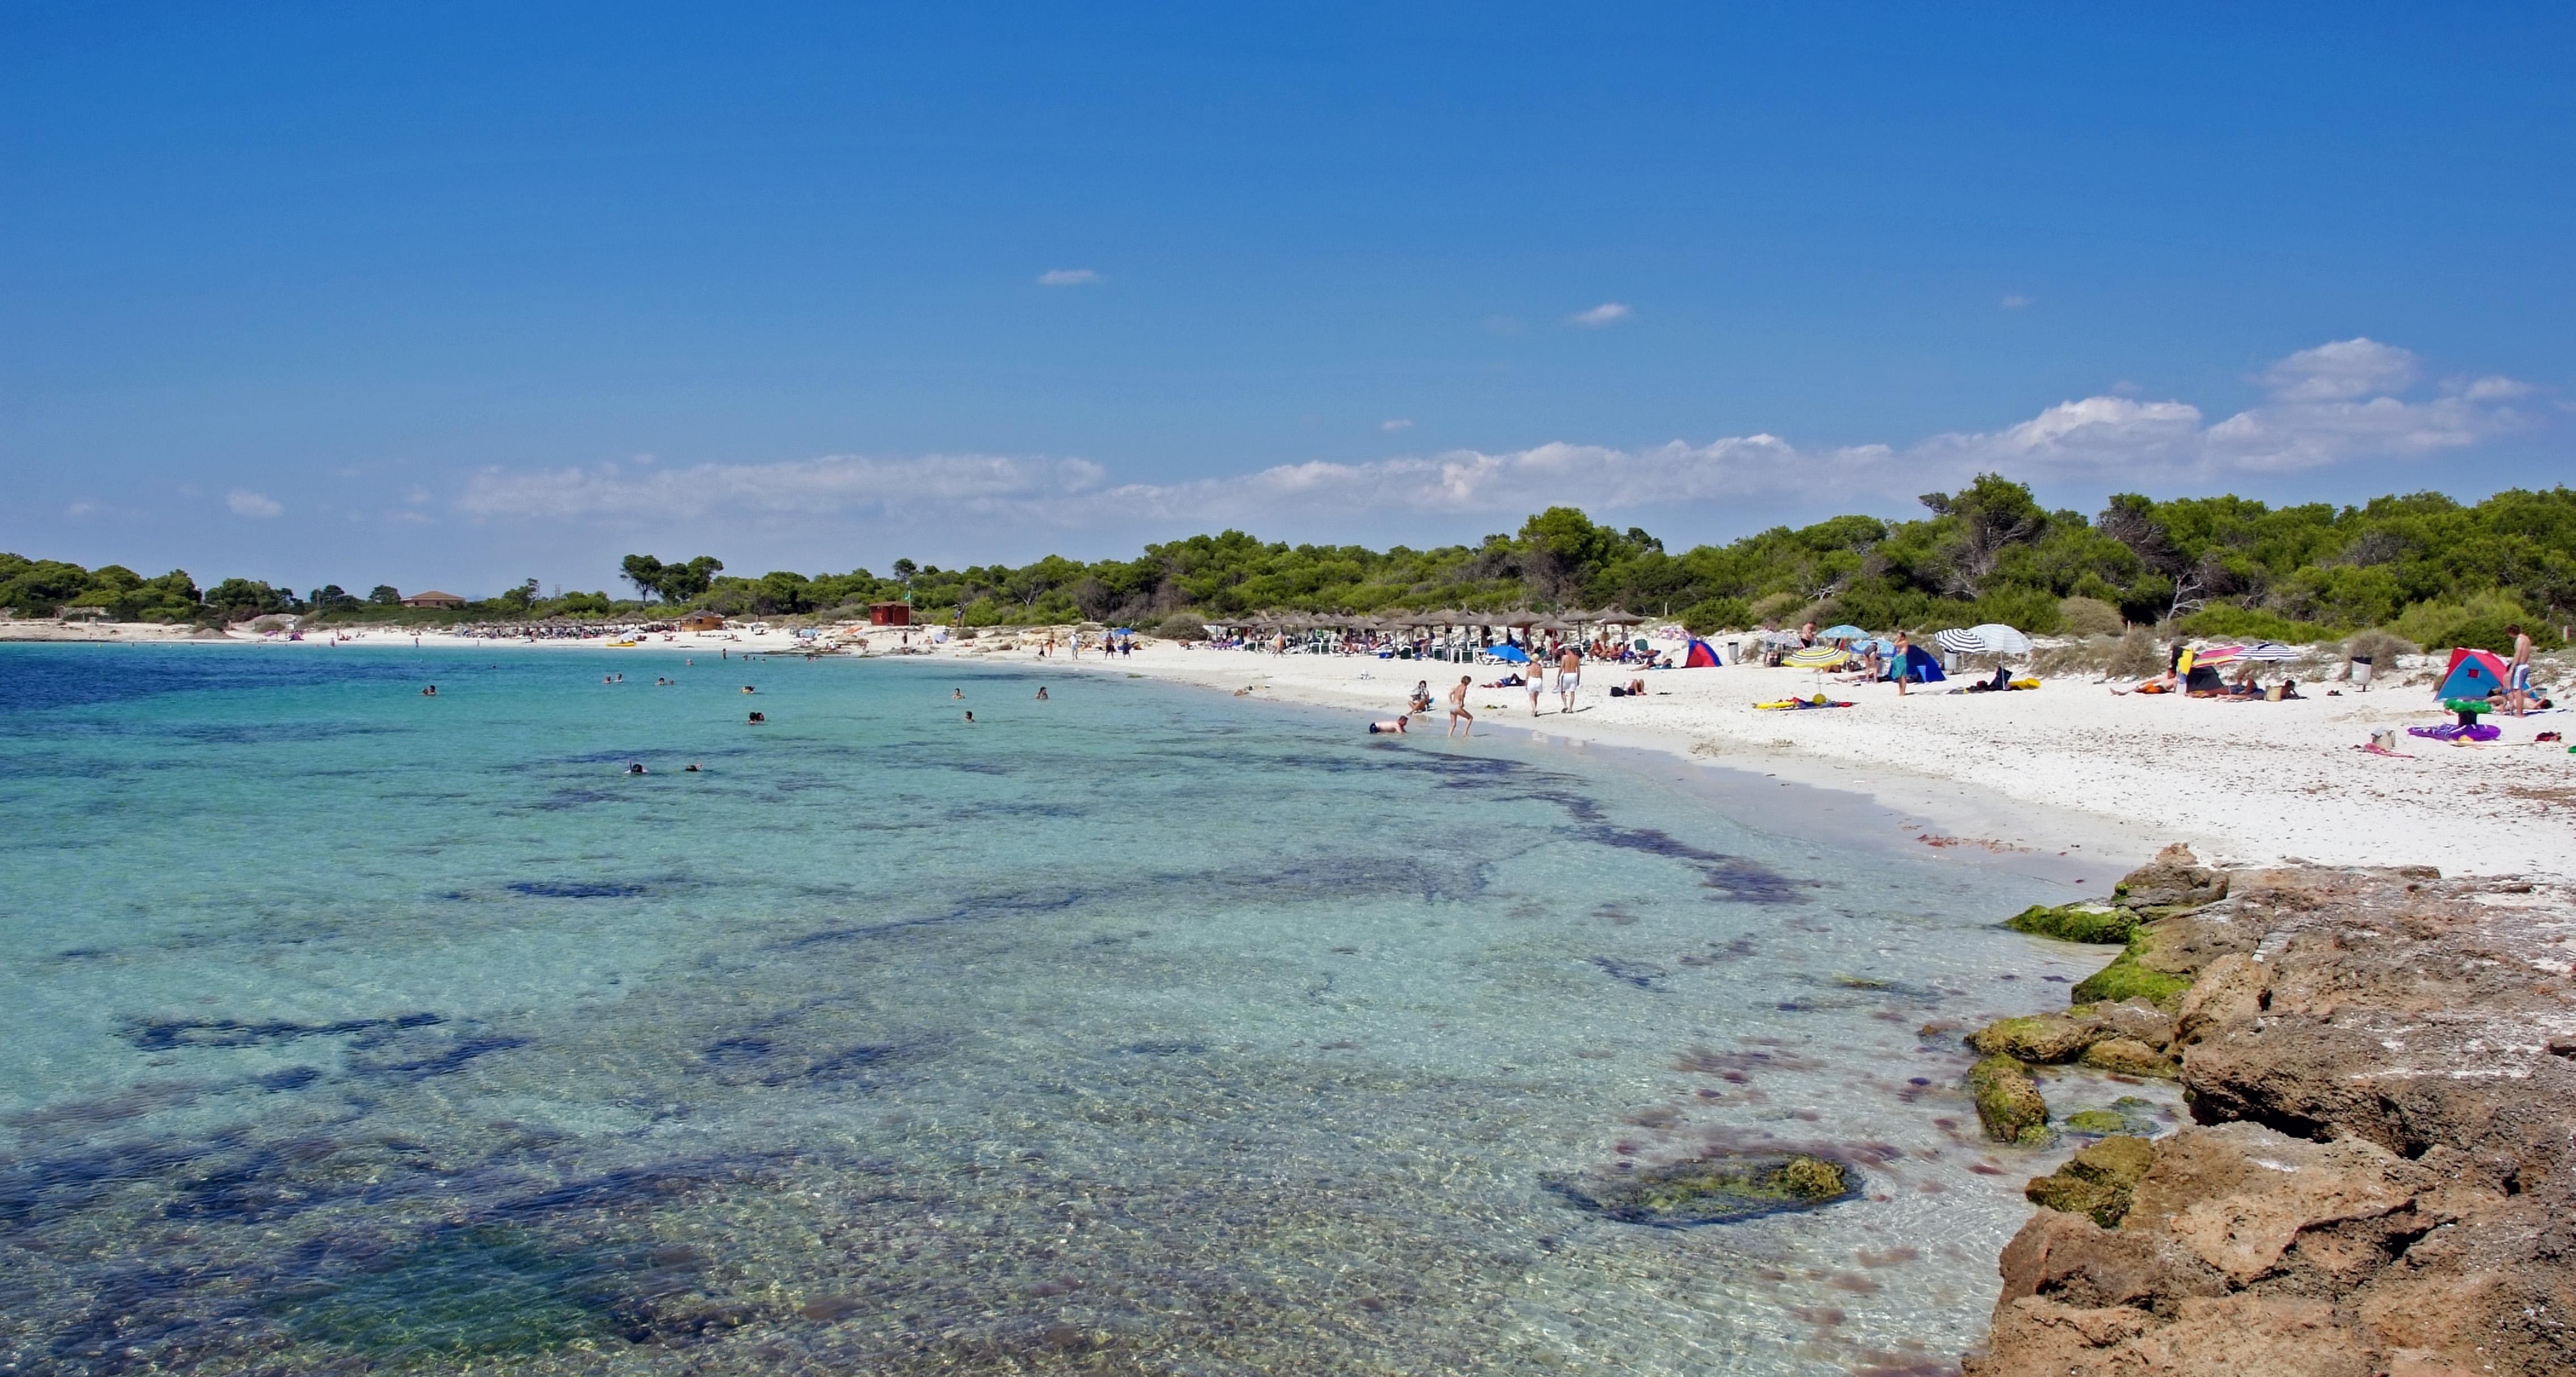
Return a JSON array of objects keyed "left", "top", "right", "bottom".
[
  {"left": 1754, "top": 695, "right": 1855, "bottom": 710},
  {"left": 2408, "top": 722, "right": 2501, "bottom": 743}
]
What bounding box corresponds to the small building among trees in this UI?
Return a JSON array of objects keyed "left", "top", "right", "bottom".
[
  {"left": 868, "top": 601, "right": 913, "bottom": 626},
  {"left": 678, "top": 611, "right": 727, "bottom": 632},
  {"left": 399, "top": 590, "right": 468, "bottom": 609}
]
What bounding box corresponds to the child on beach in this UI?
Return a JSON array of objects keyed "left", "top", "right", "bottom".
[{"left": 1447, "top": 676, "right": 1473, "bottom": 737}]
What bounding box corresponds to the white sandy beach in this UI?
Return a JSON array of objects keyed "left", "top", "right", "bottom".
[
  {"left": 16, "top": 618, "right": 2570, "bottom": 882},
  {"left": 1015, "top": 638, "right": 2575, "bottom": 885}
]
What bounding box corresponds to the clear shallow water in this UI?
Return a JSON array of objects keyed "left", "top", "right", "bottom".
[{"left": 0, "top": 644, "right": 2173, "bottom": 1376}]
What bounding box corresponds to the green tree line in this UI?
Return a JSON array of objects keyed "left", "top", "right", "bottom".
[{"left": 8, "top": 478, "right": 2572, "bottom": 651}]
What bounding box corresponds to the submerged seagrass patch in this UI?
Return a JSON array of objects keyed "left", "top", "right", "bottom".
[{"left": 1544, "top": 1151, "right": 1861, "bottom": 1227}]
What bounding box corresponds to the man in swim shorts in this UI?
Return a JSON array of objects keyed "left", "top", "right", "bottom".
[
  {"left": 2506, "top": 623, "right": 2535, "bottom": 717},
  {"left": 1447, "top": 675, "right": 1473, "bottom": 737},
  {"left": 1557, "top": 646, "right": 1583, "bottom": 713},
  {"left": 1527, "top": 663, "right": 1544, "bottom": 716},
  {"left": 1368, "top": 715, "right": 1409, "bottom": 734}
]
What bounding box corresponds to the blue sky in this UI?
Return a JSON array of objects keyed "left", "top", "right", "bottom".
[{"left": 4, "top": 4, "right": 2570, "bottom": 594}]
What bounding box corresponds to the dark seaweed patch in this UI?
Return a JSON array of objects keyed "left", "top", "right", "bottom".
[
  {"left": 693, "top": 1036, "right": 898, "bottom": 1086},
  {"left": 349, "top": 1034, "right": 528, "bottom": 1082},
  {"left": 123, "top": 1011, "right": 444, "bottom": 1053},
  {"left": 1588, "top": 957, "right": 1668, "bottom": 991},
  {"left": 507, "top": 881, "right": 649, "bottom": 898},
  {"left": 1121, "top": 1041, "right": 1207, "bottom": 1056}
]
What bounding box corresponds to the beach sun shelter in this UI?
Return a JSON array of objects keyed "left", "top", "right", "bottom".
[
  {"left": 2435, "top": 647, "right": 2511, "bottom": 700},
  {"left": 1683, "top": 637, "right": 1722, "bottom": 668}
]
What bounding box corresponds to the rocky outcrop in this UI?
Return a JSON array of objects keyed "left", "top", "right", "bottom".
[{"left": 1964, "top": 862, "right": 2576, "bottom": 1376}]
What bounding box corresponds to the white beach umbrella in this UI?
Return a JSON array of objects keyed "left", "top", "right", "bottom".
[
  {"left": 1967, "top": 623, "right": 2033, "bottom": 656},
  {"left": 2240, "top": 641, "right": 2301, "bottom": 662}
]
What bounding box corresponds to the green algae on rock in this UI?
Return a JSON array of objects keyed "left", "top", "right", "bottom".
[
  {"left": 1968, "top": 1011, "right": 2102, "bottom": 1063},
  {"left": 2022, "top": 1134, "right": 2155, "bottom": 1227},
  {"left": 2069, "top": 939, "right": 2195, "bottom": 1009},
  {"left": 1545, "top": 1151, "right": 1860, "bottom": 1227},
  {"left": 2077, "top": 1036, "right": 2178, "bottom": 1078},
  {"left": 2005, "top": 901, "right": 2134, "bottom": 945},
  {"left": 1967, "top": 1056, "right": 2052, "bottom": 1145},
  {"left": 2061, "top": 1096, "right": 2163, "bottom": 1138}
]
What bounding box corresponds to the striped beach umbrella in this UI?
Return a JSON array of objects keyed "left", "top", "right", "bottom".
[
  {"left": 2192, "top": 644, "right": 2247, "bottom": 667},
  {"left": 1783, "top": 646, "right": 1851, "bottom": 669},
  {"left": 1933, "top": 627, "right": 1986, "bottom": 654}
]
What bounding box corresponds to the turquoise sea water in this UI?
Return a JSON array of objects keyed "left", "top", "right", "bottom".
[{"left": 0, "top": 644, "right": 2168, "bottom": 1376}]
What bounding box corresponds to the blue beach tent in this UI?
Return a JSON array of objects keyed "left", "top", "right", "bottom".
[
  {"left": 2435, "top": 648, "right": 2510, "bottom": 700},
  {"left": 1890, "top": 643, "right": 1947, "bottom": 683}
]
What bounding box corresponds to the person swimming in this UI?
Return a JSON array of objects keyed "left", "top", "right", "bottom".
[
  {"left": 953, "top": 688, "right": 965, "bottom": 699},
  {"left": 963, "top": 710, "right": 976, "bottom": 723},
  {"left": 1035, "top": 686, "right": 1048, "bottom": 700},
  {"left": 747, "top": 711, "right": 766, "bottom": 724},
  {"left": 1367, "top": 714, "right": 1409, "bottom": 734},
  {"left": 684, "top": 763, "right": 702, "bottom": 772},
  {"left": 741, "top": 686, "right": 756, "bottom": 694},
  {"left": 625, "top": 763, "right": 646, "bottom": 774},
  {"left": 420, "top": 685, "right": 437, "bottom": 696}
]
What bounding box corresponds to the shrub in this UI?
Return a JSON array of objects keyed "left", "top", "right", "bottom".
[
  {"left": 2392, "top": 592, "right": 2563, "bottom": 654},
  {"left": 1680, "top": 597, "right": 1751, "bottom": 634},
  {"left": 2104, "top": 625, "right": 2163, "bottom": 679},
  {"left": 2341, "top": 627, "right": 2418, "bottom": 675},
  {"left": 1156, "top": 612, "right": 1208, "bottom": 640},
  {"left": 2058, "top": 596, "right": 2125, "bottom": 638},
  {"left": 2175, "top": 604, "right": 2337, "bottom": 644},
  {"left": 1747, "top": 591, "right": 1805, "bottom": 626}
]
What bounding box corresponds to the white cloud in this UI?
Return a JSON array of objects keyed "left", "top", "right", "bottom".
[
  {"left": 449, "top": 339, "right": 2542, "bottom": 532},
  {"left": 2000, "top": 295, "right": 2031, "bottom": 310},
  {"left": 66, "top": 501, "right": 96, "bottom": 517},
  {"left": 2258, "top": 336, "right": 2418, "bottom": 402},
  {"left": 227, "top": 490, "right": 283, "bottom": 518},
  {"left": 460, "top": 453, "right": 1107, "bottom": 521},
  {"left": 1568, "top": 302, "right": 1631, "bottom": 328},
  {"left": 1380, "top": 418, "right": 1414, "bottom": 432},
  {"left": 1038, "top": 269, "right": 1100, "bottom": 287}
]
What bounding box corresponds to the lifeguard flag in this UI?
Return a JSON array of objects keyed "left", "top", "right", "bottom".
[{"left": 1684, "top": 637, "right": 1722, "bottom": 668}]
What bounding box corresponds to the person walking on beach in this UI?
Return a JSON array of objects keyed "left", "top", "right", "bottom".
[
  {"left": 1447, "top": 675, "right": 1473, "bottom": 737},
  {"left": 2506, "top": 623, "right": 2536, "bottom": 716},
  {"left": 1526, "top": 661, "right": 1545, "bottom": 717},
  {"left": 1557, "top": 646, "right": 1583, "bottom": 713}
]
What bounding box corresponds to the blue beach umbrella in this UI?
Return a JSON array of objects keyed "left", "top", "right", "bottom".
[{"left": 1819, "top": 624, "right": 1867, "bottom": 643}]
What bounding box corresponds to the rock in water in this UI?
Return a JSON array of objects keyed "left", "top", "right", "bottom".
[
  {"left": 2005, "top": 901, "right": 2135, "bottom": 944},
  {"left": 1967, "top": 1055, "right": 2052, "bottom": 1145},
  {"left": 2023, "top": 1134, "right": 2155, "bottom": 1227},
  {"left": 1545, "top": 1151, "right": 1858, "bottom": 1226},
  {"left": 2110, "top": 842, "right": 2228, "bottom": 911}
]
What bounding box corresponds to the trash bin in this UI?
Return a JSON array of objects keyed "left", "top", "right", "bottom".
[{"left": 2349, "top": 655, "right": 2374, "bottom": 691}]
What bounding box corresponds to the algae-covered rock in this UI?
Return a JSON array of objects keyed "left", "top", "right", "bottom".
[
  {"left": 2111, "top": 843, "right": 2228, "bottom": 911},
  {"left": 2061, "top": 1096, "right": 2164, "bottom": 1138},
  {"left": 2024, "top": 1134, "right": 2156, "bottom": 1227},
  {"left": 2070, "top": 946, "right": 2195, "bottom": 1010},
  {"left": 2078, "top": 1036, "right": 2178, "bottom": 1079},
  {"left": 1969, "top": 1011, "right": 2101, "bottom": 1063},
  {"left": 2006, "top": 902, "right": 2135, "bottom": 945},
  {"left": 1545, "top": 1151, "right": 1860, "bottom": 1226},
  {"left": 2060, "top": 1108, "right": 2131, "bottom": 1136},
  {"left": 1968, "top": 1055, "right": 2053, "bottom": 1145}
]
